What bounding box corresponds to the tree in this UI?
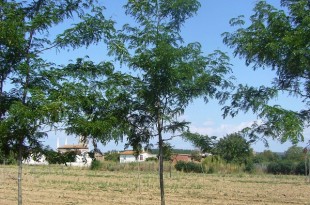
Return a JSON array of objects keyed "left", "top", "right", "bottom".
[
  {"left": 284, "top": 145, "right": 304, "bottom": 162},
  {"left": 162, "top": 142, "right": 173, "bottom": 161},
  {"left": 222, "top": 0, "right": 310, "bottom": 145},
  {"left": 0, "top": 1, "right": 114, "bottom": 204},
  {"left": 182, "top": 131, "right": 217, "bottom": 153},
  {"left": 253, "top": 150, "right": 280, "bottom": 163},
  {"left": 109, "top": 1, "right": 234, "bottom": 204},
  {"left": 53, "top": 58, "right": 129, "bottom": 150},
  {"left": 104, "top": 151, "right": 120, "bottom": 162},
  {"left": 215, "top": 133, "right": 252, "bottom": 164}
]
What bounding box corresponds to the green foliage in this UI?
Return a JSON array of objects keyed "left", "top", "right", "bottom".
[
  {"left": 0, "top": 150, "right": 17, "bottom": 165},
  {"left": 215, "top": 133, "right": 252, "bottom": 164},
  {"left": 90, "top": 160, "right": 102, "bottom": 170},
  {"left": 244, "top": 159, "right": 255, "bottom": 173},
  {"left": 104, "top": 151, "right": 120, "bottom": 162},
  {"left": 182, "top": 132, "right": 216, "bottom": 153},
  {"left": 149, "top": 143, "right": 173, "bottom": 161},
  {"left": 202, "top": 155, "right": 245, "bottom": 174},
  {"left": 267, "top": 160, "right": 295, "bottom": 175},
  {"left": 162, "top": 143, "right": 173, "bottom": 161},
  {"left": 151, "top": 148, "right": 192, "bottom": 155},
  {"left": 145, "top": 157, "right": 158, "bottom": 162},
  {"left": 253, "top": 150, "right": 280, "bottom": 164},
  {"left": 108, "top": 0, "right": 234, "bottom": 153},
  {"left": 267, "top": 160, "right": 310, "bottom": 175},
  {"left": 0, "top": 0, "right": 115, "bottom": 166},
  {"left": 295, "top": 161, "right": 309, "bottom": 175},
  {"left": 222, "top": 0, "right": 310, "bottom": 144},
  {"left": 174, "top": 161, "right": 205, "bottom": 173},
  {"left": 255, "top": 146, "right": 310, "bottom": 175},
  {"left": 284, "top": 146, "right": 304, "bottom": 162},
  {"left": 190, "top": 150, "right": 202, "bottom": 162},
  {"left": 44, "top": 149, "right": 76, "bottom": 165},
  {"left": 107, "top": 2, "right": 234, "bottom": 203}
]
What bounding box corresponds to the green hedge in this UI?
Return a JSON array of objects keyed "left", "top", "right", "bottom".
[
  {"left": 267, "top": 160, "right": 309, "bottom": 175},
  {"left": 175, "top": 161, "right": 205, "bottom": 173}
]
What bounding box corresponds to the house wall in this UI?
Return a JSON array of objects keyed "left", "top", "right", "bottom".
[
  {"left": 58, "top": 148, "right": 88, "bottom": 154},
  {"left": 23, "top": 154, "right": 48, "bottom": 165},
  {"left": 120, "top": 155, "right": 137, "bottom": 163},
  {"left": 120, "top": 153, "right": 157, "bottom": 163},
  {"left": 171, "top": 154, "right": 192, "bottom": 164}
]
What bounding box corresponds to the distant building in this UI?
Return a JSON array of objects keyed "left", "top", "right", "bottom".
[
  {"left": 57, "top": 136, "right": 92, "bottom": 167},
  {"left": 23, "top": 154, "right": 48, "bottom": 165},
  {"left": 57, "top": 135, "right": 89, "bottom": 154},
  {"left": 171, "top": 154, "right": 192, "bottom": 163},
  {"left": 119, "top": 150, "right": 156, "bottom": 163},
  {"left": 94, "top": 152, "right": 104, "bottom": 161},
  {"left": 57, "top": 144, "right": 89, "bottom": 154}
]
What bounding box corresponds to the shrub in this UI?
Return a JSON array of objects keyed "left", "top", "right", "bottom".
[
  {"left": 295, "top": 161, "right": 309, "bottom": 175},
  {"left": 244, "top": 159, "right": 255, "bottom": 173},
  {"left": 104, "top": 151, "right": 120, "bottom": 162},
  {"left": 90, "top": 160, "right": 102, "bottom": 170},
  {"left": 267, "top": 160, "right": 295, "bottom": 175},
  {"left": 175, "top": 160, "right": 186, "bottom": 172},
  {"left": 175, "top": 161, "right": 205, "bottom": 173},
  {"left": 207, "top": 166, "right": 215, "bottom": 174},
  {"left": 145, "top": 157, "right": 158, "bottom": 162}
]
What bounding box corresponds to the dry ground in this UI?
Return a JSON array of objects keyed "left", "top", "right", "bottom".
[{"left": 1, "top": 165, "right": 310, "bottom": 205}]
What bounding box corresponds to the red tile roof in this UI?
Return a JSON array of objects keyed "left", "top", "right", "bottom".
[
  {"left": 119, "top": 150, "right": 148, "bottom": 155},
  {"left": 57, "top": 144, "right": 88, "bottom": 149}
]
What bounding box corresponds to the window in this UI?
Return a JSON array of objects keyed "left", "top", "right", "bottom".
[{"left": 139, "top": 155, "right": 143, "bottom": 161}]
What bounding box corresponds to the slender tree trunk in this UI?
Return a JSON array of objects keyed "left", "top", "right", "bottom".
[
  {"left": 308, "top": 157, "right": 310, "bottom": 183},
  {"left": 17, "top": 140, "right": 23, "bottom": 205},
  {"left": 305, "top": 155, "right": 307, "bottom": 178},
  {"left": 158, "top": 133, "right": 165, "bottom": 205}
]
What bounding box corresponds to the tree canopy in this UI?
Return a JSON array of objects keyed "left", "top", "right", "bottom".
[
  {"left": 182, "top": 131, "right": 216, "bottom": 153},
  {"left": 0, "top": 1, "right": 115, "bottom": 204},
  {"left": 222, "top": 0, "right": 310, "bottom": 144},
  {"left": 106, "top": 1, "right": 234, "bottom": 204},
  {"left": 215, "top": 133, "right": 252, "bottom": 164}
]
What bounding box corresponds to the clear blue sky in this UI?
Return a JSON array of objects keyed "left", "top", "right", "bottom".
[{"left": 43, "top": 0, "right": 309, "bottom": 153}]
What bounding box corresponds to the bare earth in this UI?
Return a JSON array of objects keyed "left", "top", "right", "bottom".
[{"left": 1, "top": 165, "right": 310, "bottom": 205}]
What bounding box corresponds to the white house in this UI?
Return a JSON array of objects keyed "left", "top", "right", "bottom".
[
  {"left": 119, "top": 150, "right": 156, "bottom": 163},
  {"left": 66, "top": 151, "right": 93, "bottom": 167},
  {"left": 23, "top": 154, "right": 48, "bottom": 165}
]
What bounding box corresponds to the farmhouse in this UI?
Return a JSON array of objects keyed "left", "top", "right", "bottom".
[
  {"left": 23, "top": 154, "right": 48, "bottom": 165},
  {"left": 57, "top": 144, "right": 89, "bottom": 154},
  {"left": 57, "top": 136, "right": 93, "bottom": 167},
  {"left": 171, "top": 154, "right": 192, "bottom": 163},
  {"left": 57, "top": 135, "right": 89, "bottom": 154},
  {"left": 119, "top": 150, "right": 156, "bottom": 163}
]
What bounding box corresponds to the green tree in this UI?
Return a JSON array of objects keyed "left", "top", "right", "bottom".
[
  {"left": 104, "top": 151, "right": 120, "bottom": 162},
  {"left": 182, "top": 132, "right": 217, "bottom": 153},
  {"left": 54, "top": 58, "right": 128, "bottom": 150},
  {"left": 253, "top": 150, "right": 280, "bottom": 163},
  {"left": 284, "top": 145, "right": 304, "bottom": 162},
  {"left": 0, "top": 1, "right": 114, "bottom": 204},
  {"left": 109, "top": 1, "right": 234, "bottom": 204},
  {"left": 215, "top": 133, "right": 252, "bottom": 164},
  {"left": 162, "top": 142, "right": 173, "bottom": 161},
  {"left": 222, "top": 0, "right": 310, "bottom": 144}
]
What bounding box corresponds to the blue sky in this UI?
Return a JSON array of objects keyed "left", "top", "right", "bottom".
[{"left": 42, "top": 0, "right": 309, "bottom": 153}]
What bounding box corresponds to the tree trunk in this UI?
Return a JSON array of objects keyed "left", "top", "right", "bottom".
[
  {"left": 158, "top": 133, "right": 165, "bottom": 205},
  {"left": 305, "top": 155, "right": 307, "bottom": 178},
  {"left": 17, "top": 140, "right": 23, "bottom": 205},
  {"left": 308, "top": 157, "right": 310, "bottom": 183}
]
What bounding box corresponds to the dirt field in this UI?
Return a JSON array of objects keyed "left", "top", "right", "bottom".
[{"left": 1, "top": 165, "right": 310, "bottom": 205}]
